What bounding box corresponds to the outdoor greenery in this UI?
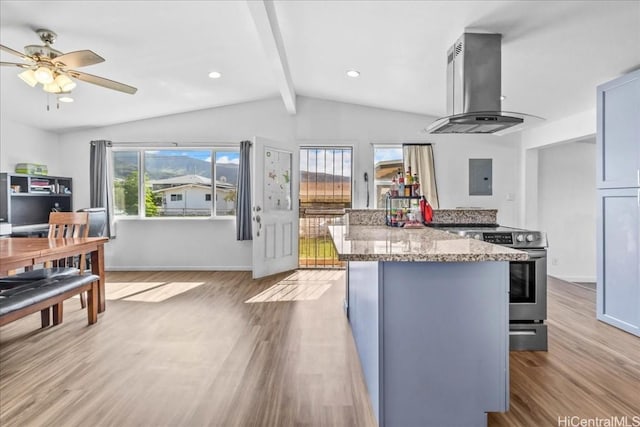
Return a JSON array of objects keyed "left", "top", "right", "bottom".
[
  {"left": 114, "top": 171, "right": 159, "bottom": 216},
  {"left": 223, "top": 189, "right": 237, "bottom": 204},
  {"left": 298, "top": 237, "right": 338, "bottom": 259}
]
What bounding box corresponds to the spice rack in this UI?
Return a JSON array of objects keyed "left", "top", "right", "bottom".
[{"left": 385, "top": 195, "right": 422, "bottom": 227}]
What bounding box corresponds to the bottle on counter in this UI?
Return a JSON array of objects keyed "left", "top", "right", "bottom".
[
  {"left": 404, "top": 170, "right": 412, "bottom": 197},
  {"left": 391, "top": 176, "right": 398, "bottom": 197},
  {"left": 398, "top": 170, "right": 405, "bottom": 197},
  {"left": 412, "top": 173, "right": 420, "bottom": 197}
]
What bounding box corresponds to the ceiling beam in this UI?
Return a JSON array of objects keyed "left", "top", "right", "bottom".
[{"left": 246, "top": 0, "right": 296, "bottom": 115}]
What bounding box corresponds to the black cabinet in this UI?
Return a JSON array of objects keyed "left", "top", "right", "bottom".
[{"left": 0, "top": 173, "right": 73, "bottom": 226}]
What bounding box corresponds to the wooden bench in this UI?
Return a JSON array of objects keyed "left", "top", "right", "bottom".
[{"left": 0, "top": 273, "right": 99, "bottom": 328}]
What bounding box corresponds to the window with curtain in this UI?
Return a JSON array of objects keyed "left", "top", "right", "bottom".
[
  {"left": 373, "top": 146, "right": 404, "bottom": 208},
  {"left": 403, "top": 144, "right": 439, "bottom": 209},
  {"left": 111, "top": 148, "right": 239, "bottom": 217}
]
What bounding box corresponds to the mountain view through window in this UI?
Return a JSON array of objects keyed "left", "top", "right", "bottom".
[{"left": 113, "top": 149, "right": 239, "bottom": 217}]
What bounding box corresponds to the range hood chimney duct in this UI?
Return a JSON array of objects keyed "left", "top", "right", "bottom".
[{"left": 426, "top": 33, "right": 524, "bottom": 135}]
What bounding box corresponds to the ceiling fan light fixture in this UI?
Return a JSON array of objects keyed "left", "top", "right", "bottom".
[
  {"left": 3, "top": 28, "right": 137, "bottom": 97},
  {"left": 346, "top": 69, "right": 360, "bottom": 78},
  {"left": 208, "top": 71, "right": 222, "bottom": 79},
  {"left": 43, "top": 81, "right": 62, "bottom": 93},
  {"left": 18, "top": 69, "right": 38, "bottom": 87},
  {"left": 34, "top": 66, "right": 54, "bottom": 84},
  {"left": 54, "top": 74, "right": 76, "bottom": 92},
  {"left": 58, "top": 95, "right": 74, "bottom": 103}
]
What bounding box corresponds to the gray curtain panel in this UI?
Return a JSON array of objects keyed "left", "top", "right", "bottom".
[
  {"left": 236, "top": 140, "right": 253, "bottom": 240},
  {"left": 90, "top": 140, "right": 115, "bottom": 238}
]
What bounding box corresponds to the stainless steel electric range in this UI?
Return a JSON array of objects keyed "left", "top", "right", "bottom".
[{"left": 432, "top": 224, "right": 549, "bottom": 351}]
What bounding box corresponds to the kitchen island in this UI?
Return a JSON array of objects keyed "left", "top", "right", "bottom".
[{"left": 329, "top": 224, "right": 526, "bottom": 427}]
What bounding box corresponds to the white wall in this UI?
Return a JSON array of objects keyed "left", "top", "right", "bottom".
[
  {"left": 47, "top": 96, "right": 523, "bottom": 270},
  {"left": 58, "top": 97, "right": 291, "bottom": 271},
  {"left": 519, "top": 108, "right": 596, "bottom": 227},
  {"left": 430, "top": 137, "right": 520, "bottom": 226},
  {"left": 0, "top": 118, "right": 62, "bottom": 175},
  {"left": 294, "top": 97, "right": 522, "bottom": 226},
  {"left": 108, "top": 218, "right": 251, "bottom": 270},
  {"left": 517, "top": 108, "right": 598, "bottom": 282},
  {"left": 538, "top": 141, "right": 597, "bottom": 282},
  {"left": 521, "top": 109, "right": 596, "bottom": 150}
]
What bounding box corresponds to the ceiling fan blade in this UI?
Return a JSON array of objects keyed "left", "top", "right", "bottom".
[
  {"left": 67, "top": 70, "right": 137, "bottom": 94},
  {"left": 53, "top": 50, "right": 105, "bottom": 68},
  {"left": 0, "top": 44, "right": 33, "bottom": 62},
  {"left": 0, "top": 61, "right": 32, "bottom": 69}
]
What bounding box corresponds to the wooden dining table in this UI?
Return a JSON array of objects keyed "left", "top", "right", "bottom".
[{"left": 0, "top": 237, "right": 109, "bottom": 313}]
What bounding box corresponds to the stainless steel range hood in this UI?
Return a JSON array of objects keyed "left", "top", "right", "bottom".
[{"left": 426, "top": 33, "right": 524, "bottom": 135}]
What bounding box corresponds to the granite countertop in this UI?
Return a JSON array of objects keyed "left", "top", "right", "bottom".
[{"left": 329, "top": 225, "right": 528, "bottom": 262}]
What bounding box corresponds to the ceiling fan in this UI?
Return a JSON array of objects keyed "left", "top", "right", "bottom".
[{"left": 0, "top": 28, "right": 137, "bottom": 95}]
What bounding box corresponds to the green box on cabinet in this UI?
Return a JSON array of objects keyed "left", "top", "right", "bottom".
[{"left": 15, "top": 163, "right": 48, "bottom": 175}]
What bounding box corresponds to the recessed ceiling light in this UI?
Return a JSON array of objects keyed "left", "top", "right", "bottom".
[
  {"left": 208, "top": 71, "right": 222, "bottom": 79},
  {"left": 346, "top": 69, "right": 360, "bottom": 78}
]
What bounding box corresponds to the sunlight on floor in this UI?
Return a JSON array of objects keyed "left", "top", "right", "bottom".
[
  {"left": 284, "top": 270, "right": 344, "bottom": 281},
  {"left": 105, "top": 281, "right": 204, "bottom": 302},
  {"left": 245, "top": 269, "right": 344, "bottom": 303},
  {"left": 245, "top": 282, "right": 332, "bottom": 303}
]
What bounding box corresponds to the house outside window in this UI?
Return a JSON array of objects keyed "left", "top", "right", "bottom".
[
  {"left": 373, "top": 146, "right": 403, "bottom": 208},
  {"left": 111, "top": 148, "right": 239, "bottom": 218}
]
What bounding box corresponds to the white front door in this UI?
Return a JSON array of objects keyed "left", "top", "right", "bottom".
[{"left": 252, "top": 136, "right": 299, "bottom": 279}]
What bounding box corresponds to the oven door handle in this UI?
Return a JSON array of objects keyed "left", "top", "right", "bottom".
[{"left": 523, "top": 249, "right": 547, "bottom": 260}]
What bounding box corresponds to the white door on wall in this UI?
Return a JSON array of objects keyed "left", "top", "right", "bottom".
[{"left": 252, "top": 136, "right": 299, "bottom": 279}]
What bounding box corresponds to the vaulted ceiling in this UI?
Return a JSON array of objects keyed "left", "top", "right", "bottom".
[{"left": 1, "top": 1, "right": 638, "bottom": 133}]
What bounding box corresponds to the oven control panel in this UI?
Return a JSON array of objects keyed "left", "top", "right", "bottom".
[
  {"left": 458, "top": 231, "right": 547, "bottom": 248},
  {"left": 483, "top": 233, "right": 514, "bottom": 245},
  {"left": 511, "top": 233, "right": 547, "bottom": 248},
  {"left": 438, "top": 227, "right": 547, "bottom": 248}
]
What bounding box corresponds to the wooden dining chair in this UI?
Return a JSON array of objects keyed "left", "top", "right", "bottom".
[
  {"left": 0, "top": 212, "right": 91, "bottom": 326},
  {"left": 48, "top": 211, "right": 90, "bottom": 239},
  {"left": 47, "top": 212, "right": 90, "bottom": 268}
]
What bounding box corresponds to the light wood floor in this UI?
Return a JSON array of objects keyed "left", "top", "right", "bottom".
[{"left": 1, "top": 272, "right": 638, "bottom": 426}]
